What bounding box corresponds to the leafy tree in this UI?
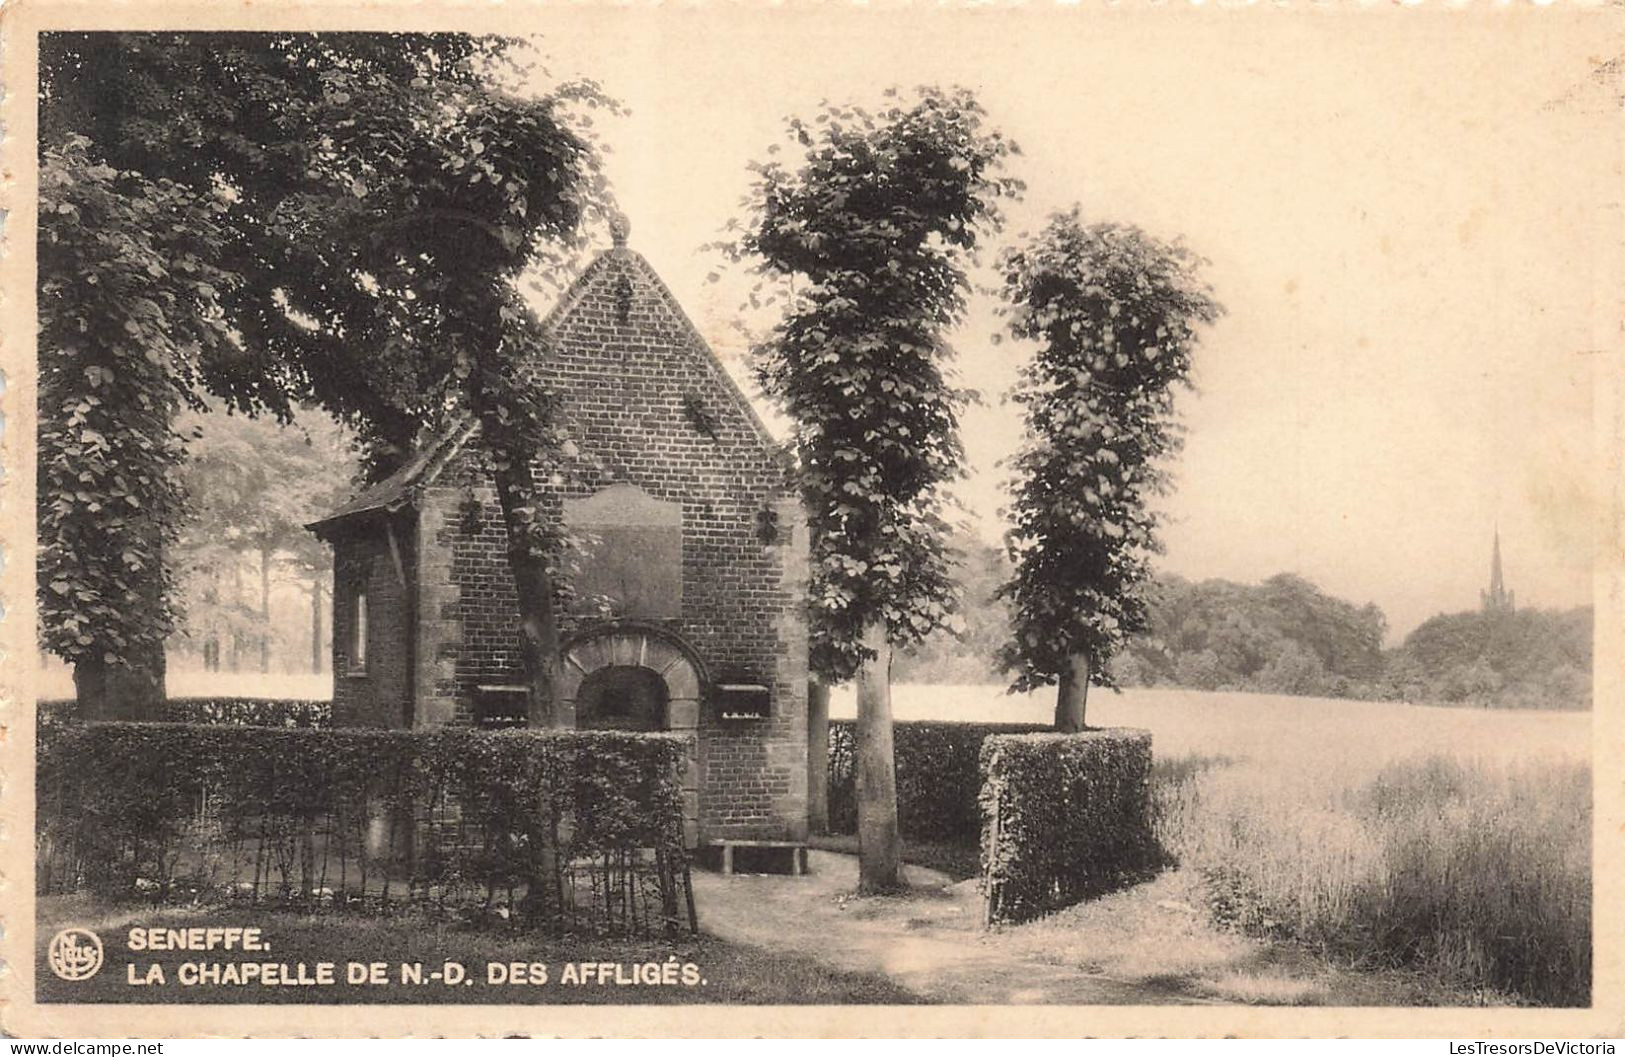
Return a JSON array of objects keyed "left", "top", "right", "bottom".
[
  {"left": 39, "top": 33, "right": 607, "bottom": 718},
  {"left": 1393, "top": 606, "right": 1591, "bottom": 710},
  {"left": 1440, "top": 657, "right": 1504, "bottom": 703},
  {"left": 891, "top": 526, "right": 1013, "bottom": 684},
  {"left": 1256, "top": 573, "right": 1385, "bottom": 682},
  {"left": 1255, "top": 639, "right": 1328, "bottom": 696},
  {"left": 1121, "top": 573, "right": 1388, "bottom": 698},
  {"left": 1204, "top": 607, "right": 1277, "bottom": 680},
  {"left": 998, "top": 211, "right": 1222, "bottom": 730},
  {"left": 725, "top": 86, "right": 1021, "bottom": 890},
  {"left": 1171, "top": 648, "right": 1224, "bottom": 692},
  {"left": 172, "top": 407, "right": 357, "bottom": 673},
  {"left": 37, "top": 138, "right": 237, "bottom": 717}
]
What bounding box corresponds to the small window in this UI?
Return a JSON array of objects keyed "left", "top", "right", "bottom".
[{"left": 349, "top": 588, "right": 369, "bottom": 674}]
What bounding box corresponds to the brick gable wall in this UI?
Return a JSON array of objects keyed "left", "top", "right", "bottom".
[{"left": 393, "top": 245, "right": 809, "bottom": 843}]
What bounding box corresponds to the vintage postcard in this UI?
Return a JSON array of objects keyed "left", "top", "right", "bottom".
[{"left": 1, "top": 0, "right": 1621, "bottom": 1040}]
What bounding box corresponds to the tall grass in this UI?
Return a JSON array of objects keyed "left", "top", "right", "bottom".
[
  {"left": 1154, "top": 753, "right": 1591, "bottom": 1006},
  {"left": 833, "top": 684, "right": 1591, "bottom": 1006}
]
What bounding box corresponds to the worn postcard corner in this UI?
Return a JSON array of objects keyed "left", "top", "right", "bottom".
[{"left": 0, "top": 0, "right": 1622, "bottom": 1040}]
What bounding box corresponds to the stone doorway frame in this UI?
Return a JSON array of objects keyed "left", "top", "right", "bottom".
[{"left": 555, "top": 622, "right": 705, "bottom": 847}]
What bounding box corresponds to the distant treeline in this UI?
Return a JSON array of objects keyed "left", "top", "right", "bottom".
[
  {"left": 1384, "top": 606, "right": 1591, "bottom": 711},
  {"left": 894, "top": 533, "right": 1592, "bottom": 710}
]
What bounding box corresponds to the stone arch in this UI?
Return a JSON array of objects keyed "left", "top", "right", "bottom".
[{"left": 555, "top": 622, "right": 705, "bottom": 846}]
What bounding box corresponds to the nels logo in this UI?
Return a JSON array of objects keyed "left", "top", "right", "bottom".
[{"left": 46, "top": 927, "right": 104, "bottom": 981}]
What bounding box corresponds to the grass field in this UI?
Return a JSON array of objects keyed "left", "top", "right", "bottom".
[
  {"left": 1154, "top": 751, "right": 1590, "bottom": 1005},
  {"left": 835, "top": 684, "right": 1592, "bottom": 1006}
]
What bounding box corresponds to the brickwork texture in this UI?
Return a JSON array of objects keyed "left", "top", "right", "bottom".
[{"left": 321, "top": 240, "right": 810, "bottom": 844}]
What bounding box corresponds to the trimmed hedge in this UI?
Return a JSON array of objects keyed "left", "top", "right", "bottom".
[
  {"left": 39, "top": 697, "right": 332, "bottom": 728},
  {"left": 980, "top": 729, "right": 1159, "bottom": 925},
  {"left": 38, "top": 723, "right": 692, "bottom": 936},
  {"left": 827, "top": 719, "right": 1049, "bottom": 841}
]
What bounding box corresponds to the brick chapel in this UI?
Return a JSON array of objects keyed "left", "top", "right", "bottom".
[{"left": 307, "top": 223, "right": 811, "bottom": 853}]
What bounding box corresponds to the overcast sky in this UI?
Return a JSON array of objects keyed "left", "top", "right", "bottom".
[{"left": 524, "top": 7, "right": 1616, "bottom": 639}]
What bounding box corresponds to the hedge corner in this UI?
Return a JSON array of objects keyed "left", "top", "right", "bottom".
[{"left": 980, "top": 728, "right": 1158, "bottom": 926}]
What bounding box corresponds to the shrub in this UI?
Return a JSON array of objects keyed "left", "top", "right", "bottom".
[
  {"left": 980, "top": 729, "right": 1158, "bottom": 925},
  {"left": 168, "top": 697, "right": 332, "bottom": 727},
  {"left": 37, "top": 722, "right": 692, "bottom": 936},
  {"left": 826, "top": 720, "right": 1049, "bottom": 841},
  {"left": 1256, "top": 641, "right": 1329, "bottom": 696},
  {"left": 1172, "top": 650, "right": 1224, "bottom": 691},
  {"left": 39, "top": 696, "right": 332, "bottom": 728}
]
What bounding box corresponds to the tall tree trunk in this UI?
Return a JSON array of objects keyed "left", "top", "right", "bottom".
[
  {"left": 854, "top": 620, "right": 901, "bottom": 893},
  {"left": 1055, "top": 652, "right": 1091, "bottom": 733},
  {"left": 205, "top": 566, "right": 220, "bottom": 672},
  {"left": 74, "top": 640, "right": 165, "bottom": 722},
  {"left": 74, "top": 657, "right": 112, "bottom": 720},
  {"left": 488, "top": 443, "right": 564, "bottom": 916},
  {"left": 73, "top": 520, "right": 169, "bottom": 719},
  {"left": 807, "top": 677, "right": 831, "bottom": 834},
  {"left": 229, "top": 560, "right": 243, "bottom": 672},
  {"left": 491, "top": 457, "right": 562, "bottom": 729},
  {"left": 310, "top": 577, "right": 324, "bottom": 674},
  {"left": 259, "top": 547, "right": 272, "bottom": 673}
]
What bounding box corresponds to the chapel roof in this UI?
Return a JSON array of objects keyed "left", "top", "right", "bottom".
[
  {"left": 305, "top": 420, "right": 476, "bottom": 533},
  {"left": 306, "top": 231, "right": 782, "bottom": 537}
]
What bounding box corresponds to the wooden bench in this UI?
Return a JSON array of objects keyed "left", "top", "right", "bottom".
[{"left": 709, "top": 839, "right": 809, "bottom": 876}]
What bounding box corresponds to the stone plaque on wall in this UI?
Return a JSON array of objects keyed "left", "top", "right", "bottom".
[{"left": 563, "top": 483, "right": 682, "bottom": 619}]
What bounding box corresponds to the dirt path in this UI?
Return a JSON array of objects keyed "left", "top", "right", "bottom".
[
  {"left": 691, "top": 851, "right": 1476, "bottom": 1006},
  {"left": 691, "top": 851, "right": 1210, "bottom": 1004}
]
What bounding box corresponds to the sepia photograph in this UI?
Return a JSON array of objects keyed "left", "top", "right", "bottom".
[{"left": 2, "top": 1, "right": 1620, "bottom": 1040}]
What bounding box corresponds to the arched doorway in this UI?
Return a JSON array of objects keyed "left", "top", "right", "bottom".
[
  {"left": 575, "top": 665, "right": 669, "bottom": 731},
  {"left": 555, "top": 624, "right": 705, "bottom": 847}
]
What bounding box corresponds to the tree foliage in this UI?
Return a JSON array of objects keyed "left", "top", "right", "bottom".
[
  {"left": 37, "top": 137, "right": 238, "bottom": 680},
  {"left": 998, "top": 212, "right": 1222, "bottom": 695},
  {"left": 40, "top": 32, "right": 602, "bottom": 451},
  {"left": 891, "top": 527, "right": 1012, "bottom": 684},
  {"left": 723, "top": 86, "right": 1022, "bottom": 679},
  {"left": 1121, "top": 573, "right": 1388, "bottom": 697},
  {"left": 171, "top": 406, "right": 358, "bottom": 669},
  {"left": 1388, "top": 606, "right": 1591, "bottom": 710},
  {"left": 896, "top": 549, "right": 1589, "bottom": 711},
  {"left": 38, "top": 33, "right": 608, "bottom": 708}
]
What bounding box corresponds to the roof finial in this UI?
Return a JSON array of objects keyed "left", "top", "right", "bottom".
[{"left": 609, "top": 211, "right": 630, "bottom": 249}]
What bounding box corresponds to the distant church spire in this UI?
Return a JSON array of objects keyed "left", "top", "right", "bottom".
[{"left": 1481, "top": 526, "right": 1515, "bottom": 613}]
